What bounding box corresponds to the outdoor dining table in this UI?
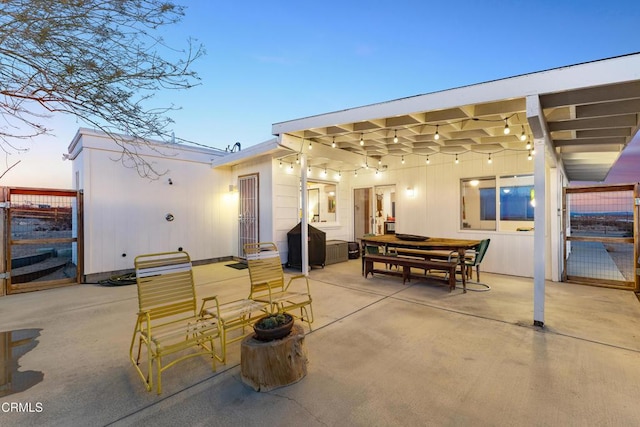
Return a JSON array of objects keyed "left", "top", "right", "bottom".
[{"left": 359, "top": 234, "right": 482, "bottom": 289}]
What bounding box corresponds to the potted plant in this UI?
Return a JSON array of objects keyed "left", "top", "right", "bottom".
[{"left": 253, "top": 311, "right": 294, "bottom": 341}]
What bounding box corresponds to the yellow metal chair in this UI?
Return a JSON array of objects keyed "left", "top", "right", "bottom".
[
  {"left": 130, "top": 251, "right": 220, "bottom": 394},
  {"left": 200, "top": 297, "right": 268, "bottom": 364},
  {"left": 244, "top": 242, "right": 314, "bottom": 328}
]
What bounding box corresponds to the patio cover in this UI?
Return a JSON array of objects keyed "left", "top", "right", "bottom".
[{"left": 272, "top": 52, "right": 640, "bottom": 183}]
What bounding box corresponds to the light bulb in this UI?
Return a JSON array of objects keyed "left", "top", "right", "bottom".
[
  {"left": 332, "top": 137, "right": 336, "bottom": 148},
  {"left": 393, "top": 130, "right": 398, "bottom": 143},
  {"left": 455, "top": 154, "right": 459, "bottom": 164},
  {"left": 360, "top": 133, "right": 364, "bottom": 146},
  {"left": 308, "top": 140, "right": 312, "bottom": 150},
  {"left": 401, "top": 156, "right": 405, "bottom": 164},
  {"left": 504, "top": 119, "right": 510, "bottom": 135},
  {"left": 296, "top": 155, "right": 299, "bottom": 164},
  {"left": 520, "top": 127, "right": 526, "bottom": 141},
  {"left": 279, "top": 160, "right": 282, "bottom": 168},
  {"left": 434, "top": 125, "right": 440, "bottom": 140},
  {"left": 426, "top": 156, "right": 430, "bottom": 164},
  {"left": 526, "top": 140, "right": 531, "bottom": 150},
  {"left": 527, "top": 150, "right": 532, "bottom": 160},
  {"left": 488, "top": 154, "right": 492, "bottom": 164},
  {"left": 323, "top": 168, "right": 327, "bottom": 176}
]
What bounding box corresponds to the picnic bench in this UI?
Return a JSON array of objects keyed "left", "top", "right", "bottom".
[{"left": 363, "top": 253, "right": 459, "bottom": 292}]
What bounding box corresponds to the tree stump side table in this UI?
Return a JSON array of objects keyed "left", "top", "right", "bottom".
[{"left": 240, "top": 323, "right": 308, "bottom": 392}]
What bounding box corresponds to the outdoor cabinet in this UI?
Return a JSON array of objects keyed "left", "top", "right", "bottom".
[{"left": 286, "top": 223, "right": 326, "bottom": 269}]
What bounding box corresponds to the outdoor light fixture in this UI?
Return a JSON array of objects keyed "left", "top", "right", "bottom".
[
  {"left": 360, "top": 133, "right": 364, "bottom": 146},
  {"left": 434, "top": 124, "right": 440, "bottom": 140},
  {"left": 520, "top": 126, "right": 526, "bottom": 141},
  {"left": 393, "top": 130, "right": 398, "bottom": 143},
  {"left": 504, "top": 118, "right": 510, "bottom": 135},
  {"left": 332, "top": 137, "right": 336, "bottom": 148}
]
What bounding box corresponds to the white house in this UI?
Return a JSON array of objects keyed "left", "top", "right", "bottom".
[{"left": 70, "top": 53, "right": 640, "bottom": 325}]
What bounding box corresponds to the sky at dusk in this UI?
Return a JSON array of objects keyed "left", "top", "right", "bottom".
[{"left": 2, "top": 0, "right": 640, "bottom": 188}]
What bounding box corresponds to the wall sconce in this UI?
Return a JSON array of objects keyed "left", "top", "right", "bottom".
[{"left": 406, "top": 187, "right": 415, "bottom": 198}]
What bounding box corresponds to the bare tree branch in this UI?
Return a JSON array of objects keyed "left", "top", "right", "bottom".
[{"left": 0, "top": 1, "right": 205, "bottom": 179}]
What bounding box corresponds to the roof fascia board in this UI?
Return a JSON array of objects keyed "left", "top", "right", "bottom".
[
  {"left": 210, "top": 138, "right": 283, "bottom": 168},
  {"left": 67, "top": 127, "right": 224, "bottom": 163},
  {"left": 272, "top": 54, "right": 640, "bottom": 135}
]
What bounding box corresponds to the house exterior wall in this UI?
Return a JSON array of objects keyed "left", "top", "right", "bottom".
[{"left": 69, "top": 129, "right": 232, "bottom": 280}]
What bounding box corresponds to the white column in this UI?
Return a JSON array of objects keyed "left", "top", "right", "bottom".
[
  {"left": 533, "top": 137, "right": 546, "bottom": 327},
  {"left": 300, "top": 153, "right": 309, "bottom": 276}
]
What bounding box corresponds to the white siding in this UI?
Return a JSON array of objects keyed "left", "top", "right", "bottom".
[{"left": 72, "top": 130, "right": 232, "bottom": 277}]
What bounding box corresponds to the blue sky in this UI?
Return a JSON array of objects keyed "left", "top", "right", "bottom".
[{"left": 2, "top": 0, "right": 639, "bottom": 187}]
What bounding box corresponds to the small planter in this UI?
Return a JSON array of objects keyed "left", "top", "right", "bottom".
[{"left": 253, "top": 313, "right": 294, "bottom": 342}]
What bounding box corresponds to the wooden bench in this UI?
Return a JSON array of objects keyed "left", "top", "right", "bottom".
[{"left": 363, "top": 253, "right": 460, "bottom": 292}]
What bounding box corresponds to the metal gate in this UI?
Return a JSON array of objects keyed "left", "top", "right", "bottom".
[
  {"left": 563, "top": 184, "right": 639, "bottom": 290},
  {"left": 238, "top": 174, "right": 259, "bottom": 258},
  {"left": 1, "top": 188, "right": 83, "bottom": 295}
]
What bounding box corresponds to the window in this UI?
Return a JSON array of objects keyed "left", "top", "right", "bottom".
[
  {"left": 461, "top": 178, "right": 496, "bottom": 230},
  {"left": 460, "top": 175, "right": 534, "bottom": 231}
]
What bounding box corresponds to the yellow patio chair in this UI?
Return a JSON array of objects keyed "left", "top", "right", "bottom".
[
  {"left": 130, "top": 251, "right": 220, "bottom": 394},
  {"left": 244, "top": 242, "right": 314, "bottom": 328},
  {"left": 200, "top": 297, "right": 269, "bottom": 364}
]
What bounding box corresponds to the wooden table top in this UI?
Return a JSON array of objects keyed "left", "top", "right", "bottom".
[{"left": 360, "top": 234, "right": 480, "bottom": 250}]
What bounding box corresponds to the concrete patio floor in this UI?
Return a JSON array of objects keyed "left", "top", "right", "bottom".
[{"left": 2, "top": 259, "right": 640, "bottom": 426}]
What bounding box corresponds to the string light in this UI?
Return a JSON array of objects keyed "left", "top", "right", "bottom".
[
  {"left": 527, "top": 150, "right": 533, "bottom": 160},
  {"left": 354, "top": 170, "right": 358, "bottom": 177},
  {"left": 531, "top": 146, "right": 536, "bottom": 155},
  {"left": 401, "top": 155, "right": 405, "bottom": 164},
  {"left": 434, "top": 124, "right": 440, "bottom": 140},
  {"left": 488, "top": 153, "right": 492, "bottom": 164},
  {"left": 360, "top": 133, "right": 364, "bottom": 146},
  {"left": 279, "top": 160, "right": 282, "bottom": 168},
  {"left": 289, "top": 162, "right": 293, "bottom": 170},
  {"left": 308, "top": 166, "right": 311, "bottom": 175},
  {"left": 378, "top": 158, "right": 382, "bottom": 165},
  {"left": 393, "top": 130, "right": 398, "bottom": 143},
  {"left": 520, "top": 126, "right": 526, "bottom": 141},
  {"left": 296, "top": 155, "right": 299, "bottom": 164},
  {"left": 455, "top": 154, "right": 459, "bottom": 164},
  {"left": 309, "top": 140, "right": 313, "bottom": 150},
  {"left": 332, "top": 137, "right": 336, "bottom": 148},
  {"left": 526, "top": 139, "right": 532, "bottom": 150},
  {"left": 426, "top": 156, "right": 430, "bottom": 164},
  {"left": 503, "top": 118, "right": 510, "bottom": 135},
  {"left": 323, "top": 168, "right": 327, "bottom": 177},
  {"left": 375, "top": 168, "right": 379, "bottom": 175}
]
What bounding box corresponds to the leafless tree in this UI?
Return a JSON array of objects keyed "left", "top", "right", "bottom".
[{"left": 0, "top": 0, "right": 204, "bottom": 179}]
